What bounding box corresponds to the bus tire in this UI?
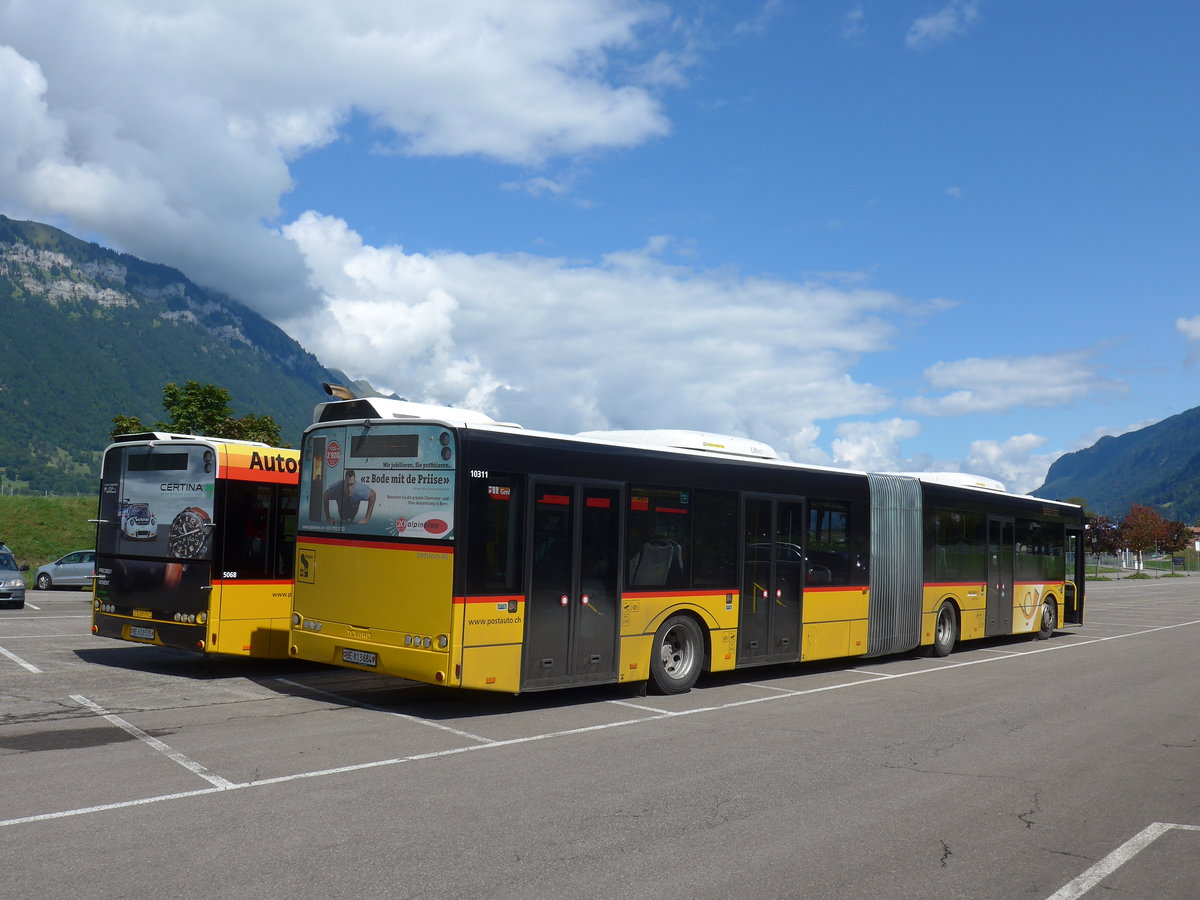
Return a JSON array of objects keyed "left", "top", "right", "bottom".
[
  {"left": 1036, "top": 598, "right": 1057, "bottom": 640},
  {"left": 650, "top": 615, "right": 704, "bottom": 694},
  {"left": 931, "top": 602, "right": 958, "bottom": 658}
]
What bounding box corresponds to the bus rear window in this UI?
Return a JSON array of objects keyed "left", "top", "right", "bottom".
[
  {"left": 127, "top": 453, "right": 189, "bottom": 472},
  {"left": 351, "top": 434, "right": 419, "bottom": 458}
]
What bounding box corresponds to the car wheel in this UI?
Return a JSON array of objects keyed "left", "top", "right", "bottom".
[{"left": 36, "top": 572, "right": 52, "bottom": 590}]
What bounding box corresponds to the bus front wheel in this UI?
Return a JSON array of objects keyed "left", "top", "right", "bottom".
[
  {"left": 931, "top": 602, "right": 958, "bottom": 658},
  {"left": 650, "top": 615, "right": 704, "bottom": 694}
]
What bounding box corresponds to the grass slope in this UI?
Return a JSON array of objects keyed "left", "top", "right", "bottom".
[{"left": 0, "top": 495, "right": 98, "bottom": 583}]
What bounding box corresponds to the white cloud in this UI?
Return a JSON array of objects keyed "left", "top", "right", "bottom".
[
  {"left": 1177, "top": 315, "right": 1200, "bottom": 341},
  {"left": 280, "top": 213, "right": 907, "bottom": 459},
  {"left": 906, "top": 351, "right": 1124, "bottom": 416},
  {"left": 0, "top": 1, "right": 675, "bottom": 318},
  {"left": 841, "top": 6, "right": 866, "bottom": 44},
  {"left": 733, "top": 1, "right": 785, "bottom": 37},
  {"left": 1177, "top": 314, "right": 1200, "bottom": 365},
  {"left": 962, "top": 433, "right": 1054, "bottom": 494},
  {"left": 906, "top": 1, "right": 980, "bottom": 50},
  {"left": 830, "top": 418, "right": 922, "bottom": 471}
]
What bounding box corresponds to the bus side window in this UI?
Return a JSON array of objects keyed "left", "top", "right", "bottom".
[
  {"left": 691, "top": 490, "right": 737, "bottom": 589},
  {"left": 1016, "top": 518, "right": 1064, "bottom": 582},
  {"left": 274, "top": 488, "right": 298, "bottom": 580},
  {"left": 626, "top": 487, "right": 690, "bottom": 589},
  {"left": 807, "top": 499, "right": 868, "bottom": 587},
  {"left": 220, "top": 483, "right": 272, "bottom": 580},
  {"left": 466, "top": 475, "right": 525, "bottom": 594}
]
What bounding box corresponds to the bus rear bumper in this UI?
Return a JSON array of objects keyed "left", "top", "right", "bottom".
[
  {"left": 92, "top": 612, "right": 207, "bottom": 652},
  {"left": 290, "top": 630, "right": 453, "bottom": 686}
]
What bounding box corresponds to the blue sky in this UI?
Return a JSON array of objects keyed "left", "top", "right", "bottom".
[{"left": 2, "top": 1, "right": 1197, "bottom": 492}]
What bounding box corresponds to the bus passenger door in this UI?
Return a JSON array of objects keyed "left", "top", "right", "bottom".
[
  {"left": 523, "top": 481, "right": 621, "bottom": 690},
  {"left": 1063, "top": 525, "right": 1085, "bottom": 625},
  {"left": 986, "top": 517, "right": 1015, "bottom": 635},
  {"left": 739, "top": 496, "right": 804, "bottom": 666}
]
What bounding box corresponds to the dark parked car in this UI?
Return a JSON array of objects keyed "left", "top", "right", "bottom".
[{"left": 1, "top": 551, "right": 28, "bottom": 609}]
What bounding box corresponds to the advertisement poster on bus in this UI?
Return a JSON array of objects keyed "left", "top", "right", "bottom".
[
  {"left": 99, "top": 444, "right": 217, "bottom": 561},
  {"left": 299, "top": 423, "right": 456, "bottom": 540},
  {"left": 94, "top": 442, "right": 218, "bottom": 612}
]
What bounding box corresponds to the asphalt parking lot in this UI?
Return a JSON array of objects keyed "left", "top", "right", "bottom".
[{"left": 2, "top": 578, "right": 1199, "bottom": 898}]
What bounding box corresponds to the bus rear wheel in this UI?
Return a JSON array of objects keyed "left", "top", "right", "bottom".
[
  {"left": 931, "top": 602, "right": 958, "bottom": 658},
  {"left": 650, "top": 615, "right": 704, "bottom": 694},
  {"left": 1036, "top": 598, "right": 1057, "bottom": 640}
]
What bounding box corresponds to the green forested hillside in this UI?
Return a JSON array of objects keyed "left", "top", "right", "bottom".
[
  {"left": 0, "top": 215, "right": 339, "bottom": 494},
  {"left": 1034, "top": 406, "right": 1200, "bottom": 521}
]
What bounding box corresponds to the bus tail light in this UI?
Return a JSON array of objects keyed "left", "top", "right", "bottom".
[{"left": 435, "top": 671, "right": 445, "bottom": 682}]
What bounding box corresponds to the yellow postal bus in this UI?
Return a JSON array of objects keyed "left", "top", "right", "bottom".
[
  {"left": 92, "top": 433, "right": 299, "bottom": 658},
  {"left": 290, "top": 390, "right": 1084, "bottom": 693}
]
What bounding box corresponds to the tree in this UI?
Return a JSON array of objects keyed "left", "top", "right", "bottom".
[
  {"left": 110, "top": 381, "right": 284, "bottom": 446},
  {"left": 1086, "top": 514, "right": 1122, "bottom": 572},
  {"left": 1118, "top": 504, "right": 1168, "bottom": 571},
  {"left": 1161, "top": 519, "right": 1193, "bottom": 555},
  {"left": 109, "top": 413, "right": 147, "bottom": 436}
]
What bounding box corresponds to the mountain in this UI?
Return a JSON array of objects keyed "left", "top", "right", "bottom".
[
  {"left": 1033, "top": 406, "right": 1200, "bottom": 522},
  {"left": 0, "top": 215, "right": 340, "bottom": 494}
]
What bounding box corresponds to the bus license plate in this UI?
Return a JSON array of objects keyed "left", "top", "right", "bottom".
[
  {"left": 129, "top": 625, "right": 155, "bottom": 641},
  {"left": 132, "top": 608, "right": 153, "bottom": 619},
  {"left": 342, "top": 648, "right": 377, "bottom": 667}
]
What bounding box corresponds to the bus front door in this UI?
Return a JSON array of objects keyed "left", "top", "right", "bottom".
[
  {"left": 523, "top": 481, "right": 621, "bottom": 690},
  {"left": 987, "top": 517, "right": 1015, "bottom": 635},
  {"left": 1064, "top": 525, "right": 1085, "bottom": 625},
  {"left": 739, "top": 496, "right": 804, "bottom": 666}
]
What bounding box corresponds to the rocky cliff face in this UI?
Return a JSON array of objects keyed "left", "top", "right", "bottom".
[{"left": 0, "top": 215, "right": 337, "bottom": 494}]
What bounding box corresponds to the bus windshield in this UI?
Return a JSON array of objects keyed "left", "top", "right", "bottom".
[{"left": 298, "top": 422, "right": 457, "bottom": 541}]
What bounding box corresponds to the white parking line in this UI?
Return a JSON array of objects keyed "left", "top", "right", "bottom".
[
  {"left": 0, "top": 633, "right": 90, "bottom": 639},
  {"left": 274, "top": 677, "right": 498, "bottom": 745},
  {"left": 610, "top": 698, "right": 689, "bottom": 714},
  {"left": 3, "top": 614, "right": 1198, "bottom": 830},
  {"left": 1046, "top": 822, "right": 1200, "bottom": 899},
  {"left": 71, "top": 694, "right": 235, "bottom": 790},
  {"left": 0, "top": 645, "right": 42, "bottom": 673}
]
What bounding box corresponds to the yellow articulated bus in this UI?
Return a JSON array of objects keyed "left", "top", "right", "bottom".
[
  {"left": 92, "top": 433, "right": 299, "bottom": 658},
  {"left": 290, "top": 389, "right": 1085, "bottom": 694}
]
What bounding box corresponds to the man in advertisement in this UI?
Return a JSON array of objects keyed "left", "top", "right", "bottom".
[{"left": 324, "top": 469, "right": 378, "bottom": 525}]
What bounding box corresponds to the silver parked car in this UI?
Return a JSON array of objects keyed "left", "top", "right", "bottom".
[
  {"left": 35, "top": 550, "right": 96, "bottom": 590},
  {"left": 1, "top": 551, "right": 28, "bottom": 609}
]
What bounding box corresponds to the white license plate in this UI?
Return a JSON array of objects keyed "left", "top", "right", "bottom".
[
  {"left": 341, "top": 648, "right": 377, "bottom": 667},
  {"left": 129, "top": 625, "right": 156, "bottom": 641}
]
